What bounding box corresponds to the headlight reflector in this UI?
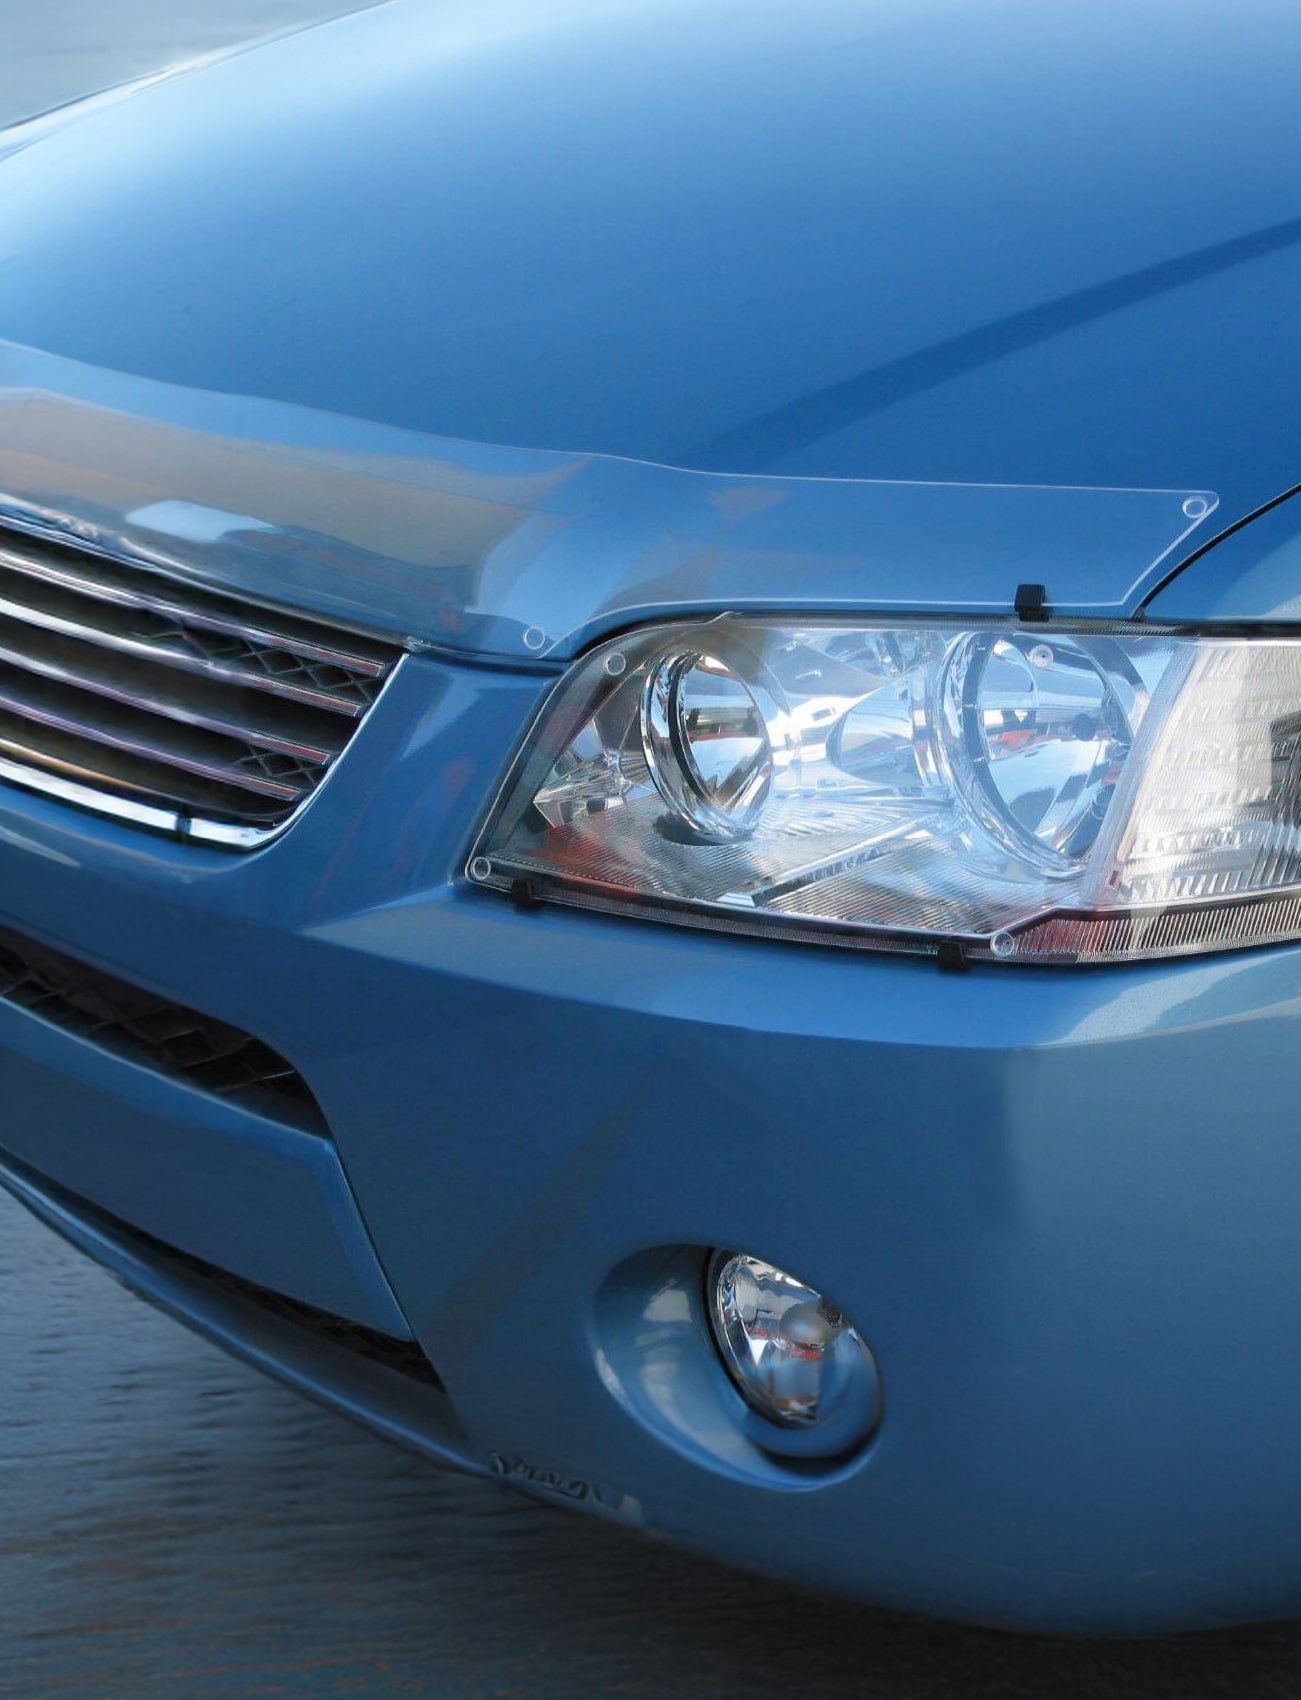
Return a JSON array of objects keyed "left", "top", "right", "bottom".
[
  {"left": 641, "top": 650, "right": 776, "bottom": 841},
  {"left": 472, "top": 617, "right": 1301, "bottom": 964},
  {"left": 938, "top": 632, "right": 1137, "bottom": 871}
]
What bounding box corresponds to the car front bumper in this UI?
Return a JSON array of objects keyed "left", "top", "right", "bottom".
[{"left": 4, "top": 643, "right": 1301, "bottom": 1634}]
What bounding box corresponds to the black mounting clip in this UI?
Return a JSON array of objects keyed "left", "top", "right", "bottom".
[
  {"left": 1014, "top": 582, "right": 1050, "bottom": 623},
  {"left": 935, "top": 940, "right": 970, "bottom": 975}
]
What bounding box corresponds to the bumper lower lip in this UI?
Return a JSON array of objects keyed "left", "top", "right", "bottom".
[
  {"left": 0, "top": 1150, "right": 472, "bottom": 1472},
  {"left": 4, "top": 645, "right": 1301, "bottom": 1634}
]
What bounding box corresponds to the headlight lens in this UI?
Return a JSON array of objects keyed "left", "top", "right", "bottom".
[{"left": 471, "top": 617, "right": 1301, "bottom": 964}]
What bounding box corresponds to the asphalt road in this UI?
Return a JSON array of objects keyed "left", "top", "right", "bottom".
[{"left": 3, "top": 5, "right": 1301, "bottom": 1697}]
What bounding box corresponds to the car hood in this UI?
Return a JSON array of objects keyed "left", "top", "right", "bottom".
[{"left": 0, "top": 0, "right": 1296, "bottom": 653}]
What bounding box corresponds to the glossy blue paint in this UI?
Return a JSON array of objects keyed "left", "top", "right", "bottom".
[
  {"left": 0, "top": 0, "right": 1299, "bottom": 519},
  {"left": 2, "top": 0, "right": 1301, "bottom": 1635}
]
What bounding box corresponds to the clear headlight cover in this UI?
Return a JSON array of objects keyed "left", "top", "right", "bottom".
[{"left": 470, "top": 617, "right": 1301, "bottom": 965}]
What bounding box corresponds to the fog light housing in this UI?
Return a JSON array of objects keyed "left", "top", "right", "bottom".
[{"left": 707, "top": 1252, "right": 881, "bottom": 1458}]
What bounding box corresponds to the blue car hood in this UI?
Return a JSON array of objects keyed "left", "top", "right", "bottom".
[{"left": 0, "top": 0, "right": 1296, "bottom": 654}]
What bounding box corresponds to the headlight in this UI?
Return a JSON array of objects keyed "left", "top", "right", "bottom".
[{"left": 469, "top": 616, "right": 1301, "bottom": 965}]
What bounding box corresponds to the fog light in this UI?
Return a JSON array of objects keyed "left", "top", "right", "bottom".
[{"left": 708, "top": 1252, "right": 880, "bottom": 1456}]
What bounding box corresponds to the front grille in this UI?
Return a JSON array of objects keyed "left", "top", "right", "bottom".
[
  {"left": 0, "top": 923, "right": 328, "bottom": 1134},
  {"left": 0, "top": 520, "right": 404, "bottom": 846}
]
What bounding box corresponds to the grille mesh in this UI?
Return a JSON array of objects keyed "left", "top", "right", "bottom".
[
  {"left": 0, "top": 923, "right": 327, "bottom": 1134},
  {"left": 0, "top": 521, "right": 403, "bottom": 844}
]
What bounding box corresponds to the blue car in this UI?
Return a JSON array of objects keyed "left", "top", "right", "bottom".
[{"left": 3, "top": 0, "right": 1301, "bottom": 1633}]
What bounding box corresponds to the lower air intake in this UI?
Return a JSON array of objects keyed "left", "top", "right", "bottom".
[{"left": 0, "top": 924, "right": 327, "bottom": 1135}]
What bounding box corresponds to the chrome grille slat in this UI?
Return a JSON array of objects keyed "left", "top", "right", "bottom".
[
  {"left": 0, "top": 734, "right": 290, "bottom": 824},
  {"left": 0, "top": 536, "right": 391, "bottom": 674},
  {"left": 0, "top": 580, "right": 371, "bottom": 716},
  {"left": 0, "top": 673, "right": 309, "bottom": 800},
  {"left": 0, "top": 520, "right": 404, "bottom": 844},
  {"left": 0, "top": 622, "right": 343, "bottom": 763}
]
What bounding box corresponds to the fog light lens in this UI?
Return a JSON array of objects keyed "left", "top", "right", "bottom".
[{"left": 708, "top": 1252, "right": 879, "bottom": 1451}]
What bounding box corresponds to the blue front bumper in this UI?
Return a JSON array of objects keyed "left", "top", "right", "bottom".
[{"left": 4, "top": 644, "right": 1301, "bottom": 1634}]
